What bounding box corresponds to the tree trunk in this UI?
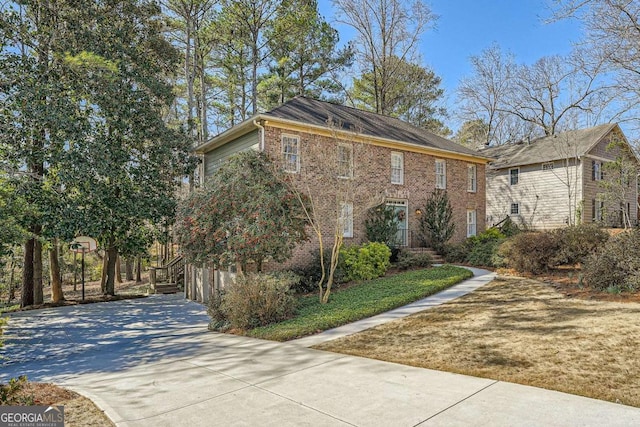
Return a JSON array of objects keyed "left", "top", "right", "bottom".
[
  {"left": 33, "top": 238, "right": 43, "bottom": 305},
  {"left": 9, "top": 258, "right": 16, "bottom": 302},
  {"left": 101, "top": 253, "right": 108, "bottom": 293},
  {"left": 21, "top": 239, "right": 34, "bottom": 307},
  {"left": 125, "top": 258, "right": 134, "bottom": 281},
  {"left": 104, "top": 244, "right": 118, "bottom": 296},
  {"left": 50, "top": 240, "right": 64, "bottom": 303},
  {"left": 73, "top": 251, "right": 77, "bottom": 291},
  {"left": 135, "top": 256, "right": 142, "bottom": 283},
  {"left": 115, "top": 255, "right": 122, "bottom": 284}
]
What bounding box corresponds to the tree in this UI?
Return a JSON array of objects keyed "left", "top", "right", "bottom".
[
  {"left": 418, "top": 189, "right": 455, "bottom": 254},
  {"left": 552, "top": 0, "right": 640, "bottom": 131},
  {"left": 599, "top": 138, "right": 640, "bottom": 228},
  {"left": 364, "top": 203, "right": 399, "bottom": 248},
  {"left": 259, "top": 0, "right": 353, "bottom": 110},
  {"left": 333, "top": 0, "right": 436, "bottom": 115},
  {"left": 175, "top": 151, "right": 308, "bottom": 273},
  {"left": 351, "top": 56, "right": 449, "bottom": 135},
  {"left": 454, "top": 119, "right": 489, "bottom": 149}
]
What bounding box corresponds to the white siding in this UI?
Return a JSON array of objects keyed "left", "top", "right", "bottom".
[{"left": 486, "top": 159, "right": 583, "bottom": 229}]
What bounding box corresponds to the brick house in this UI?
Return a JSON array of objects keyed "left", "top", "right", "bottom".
[
  {"left": 186, "top": 96, "right": 491, "bottom": 301},
  {"left": 483, "top": 123, "right": 639, "bottom": 229}
]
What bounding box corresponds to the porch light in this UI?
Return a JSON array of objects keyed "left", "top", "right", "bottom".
[{"left": 415, "top": 208, "right": 422, "bottom": 216}]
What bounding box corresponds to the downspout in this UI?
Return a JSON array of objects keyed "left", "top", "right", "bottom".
[{"left": 253, "top": 119, "right": 265, "bottom": 151}]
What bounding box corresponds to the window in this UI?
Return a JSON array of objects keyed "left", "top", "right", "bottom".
[
  {"left": 592, "top": 160, "right": 603, "bottom": 181},
  {"left": 282, "top": 135, "right": 300, "bottom": 173},
  {"left": 467, "top": 210, "right": 477, "bottom": 237},
  {"left": 467, "top": 164, "right": 477, "bottom": 192},
  {"left": 337, "top": 144, "right": 353, "bottom": 178},
  {"left": 341, "top": 202, "right": 353, "bottom": 238},
  {"left": 435, "top": 159, "right": 446, "bottom": 189},
  {"left": 542, "top": 162, "right": 554, "bottom": 171},
  {"left": 592, "top": 199, "right": 604, "bottom": 222},
  {"left": 509, "top": 168, "right": 519, "bottom": 185},
  {"left": 391, "top": 152, "right": 404, "bottom": 184},
  {"left": 510, "top": 203, "right": 520, "bottom": 215}
]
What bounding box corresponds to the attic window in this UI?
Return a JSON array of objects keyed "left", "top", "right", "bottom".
[{"left": 542, "top": 162, "right": 554, "bottom": 171}]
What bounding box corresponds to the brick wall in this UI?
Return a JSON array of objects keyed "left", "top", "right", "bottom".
[{"left": 262, "top": 125, "right": 487, "bottom": 270}]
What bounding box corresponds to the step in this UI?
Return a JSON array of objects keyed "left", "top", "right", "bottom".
[
  {"left": 154, "top": 284, "right": 181, "bottom": 294},
  {"left": 403, "top": 247, "right": 445, "bottom": 263}
]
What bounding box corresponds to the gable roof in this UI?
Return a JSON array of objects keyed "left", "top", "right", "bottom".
[
  {"left": 196, "top": 96, "right": 491, "bottom": 162},
  {"left": 483, "top": 124, "right": 618, "bottom": 169}
]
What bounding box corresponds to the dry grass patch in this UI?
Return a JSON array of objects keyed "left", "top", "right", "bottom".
[{"left": 315, "top": 276, "right": 640, "bottom": 407}]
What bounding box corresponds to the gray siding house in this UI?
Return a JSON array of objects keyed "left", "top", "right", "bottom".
[{"left": 483, "top": 124, "right": 638, "bottom": 229}]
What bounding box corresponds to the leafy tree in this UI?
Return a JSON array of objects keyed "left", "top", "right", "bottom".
[
  {"left": 0, "top": 176, "right": 29, "bottom": 260},
  {"left": 259, "top": 0, "right": 353, "bottom": 110},
  {"left": 599, "top": 138, "right": 640, "bottom": 228},
  {"left": 418, "top": 189, "right": 455, "bottom": 254},
  {"left": 175, "top": 151, "right": 308, "bottom": 272},
  {"left": 351, "top": 57, "right": 449, "bottom": 135},
  {"left": 454, "top": 119, "right": 490, "bottom": 148}
]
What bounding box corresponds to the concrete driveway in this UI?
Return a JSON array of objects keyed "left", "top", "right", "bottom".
[{"left": 2, "top": 293, "right": 639, "bottom": 426}]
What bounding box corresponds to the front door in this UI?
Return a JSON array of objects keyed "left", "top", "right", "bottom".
[{"left": 387, "top": 201, "right": 408, "bottom": 246}]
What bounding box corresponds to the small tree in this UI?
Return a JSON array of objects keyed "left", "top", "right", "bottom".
[
  {"left": 175, "top": 151, "right": 308, "bottom": 273},
  {"left": 418, "top": 189, "right": 455, "bottom": 254},
  {"left": 364, "top": 203, "right": 399, "bottom": 248},
  {"left": 599, "top": 139, "right": 640, "bottom": 229}
]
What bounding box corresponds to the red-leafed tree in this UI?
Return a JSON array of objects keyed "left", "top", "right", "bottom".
[{"left": 175, "top": 150, "right": 308, "bottom": 273}]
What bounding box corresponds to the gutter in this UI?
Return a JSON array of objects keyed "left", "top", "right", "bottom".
[{"left": 253, "top": 119, "right": 265, "bottom": 151}]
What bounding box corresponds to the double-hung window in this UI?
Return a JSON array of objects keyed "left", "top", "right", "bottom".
[
  {"left": 391, "top": 152, "right": 404, "bottom": 184},
  {"left": 509, "top": 168, "right": 519, "bottom": 185},
  {"left": 467, "top": 164, "right": 477, "bottom": 192},
  {"left": 337, "top": 144, "right": 353, "bottom": 178},
  {"left": 467, "top": 210, "right": 477, "bottom": 237},
  {"left": 282, "top": 135, "right": 300, "bottom": 173},
  {"left": 435, "top": 159, "right": 446, "bottom": 189}
]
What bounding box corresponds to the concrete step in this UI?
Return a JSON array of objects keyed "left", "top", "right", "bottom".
[
  {"left": 403, "top": 247, "right": 445, "bottom": 263},
  {"left": 154, "top": 283, "right": 181, "bottom": 294}
]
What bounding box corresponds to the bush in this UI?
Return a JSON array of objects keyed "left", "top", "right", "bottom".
[
  {"left": 501, "top": 231, "right": 561, "bottom": 273},
  {"left": 582, "top": 230, "right": 640, "bottom": 292},
  {"left": 207, "top": 272, "right": 298, "bottom": 330},
  {"left": 444, "top": 228, "right": 506, "bottom": 268},
  {"left": 395, "top": 250, "right": 432, "bottom": 270},
  {"left": 365, "top": 203, "right": 400, "bottom": 248},
  {"left": 554, "top": 223, "right": 609, "bottom": 265},
  {"left": 340, "top": 242, "right": 391, "bottom": 282},
  {"left": 292, "top": 249, "right": 346, "bottom": 293},
  {"left": 418, "top": 189, "right": 455, "bottom": 254},
  {"left": 0, "top": 376, "right": 33, "bottom": 405}
]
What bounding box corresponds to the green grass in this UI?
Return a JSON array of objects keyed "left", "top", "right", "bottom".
[{"left": 248, "top": 265, "right": 473, "bottom": 341}]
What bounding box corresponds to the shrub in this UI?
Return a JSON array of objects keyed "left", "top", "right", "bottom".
[
  {"left": 207, "top": 272, "right": 298, "bottom": 330},
  {"left": 395, "top": 251, "right": 432, "bottom": 270},
  {"left": 292, "top": 249, "right": 346, "bottom": 293},
  {"left": 340, "top": 242, "right": 391, "bottom": 282},
  {"left": 0, "top": 376, "right": 33, "bottom": 405},
  {"left": 498, "top": 216, "right": 520, "bottom": 237},
  {"left": 554, "top": 223, "right": 609, "bottom": 265},
  {"left": 444, "top": 228, "right": 506, "bottom": 267},
  {"left": 582, "top": 230, "right": 640, "bottom": 292},
  {"left": 365, "top": 203, "right": 400, "bottom": 248},
  {"left": 418, "top": 189, "right": 455, "bottom": 254},
  {"left": 501, "top": 231, "right": 561, "bottom": 273}
]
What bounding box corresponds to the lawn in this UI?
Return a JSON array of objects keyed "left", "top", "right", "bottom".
[
  {"left": 315, "top": 276, "right": 640, "bottom": 408},
  {"left": 248, "top": 265, "right": 472, "bottom": 341}
]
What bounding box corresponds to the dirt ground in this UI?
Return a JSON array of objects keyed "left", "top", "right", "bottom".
[
  {"left": 4, "top": 381, "right": 114, "bottom": 427},
  {"left": 315, "top": 275, "right": 640, "bottom": 408}
]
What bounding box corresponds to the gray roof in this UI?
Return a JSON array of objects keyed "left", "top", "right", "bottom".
[
  {"left": 263, "top": 96, "right": 486, "bottom": 159},
  {"left": 482, "top": 124, "right": 616, "bottom": 169}
]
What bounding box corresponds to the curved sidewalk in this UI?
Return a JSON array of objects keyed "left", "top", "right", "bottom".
[{"left": 291, "top": 266, "right": 495, "bottom": 347}]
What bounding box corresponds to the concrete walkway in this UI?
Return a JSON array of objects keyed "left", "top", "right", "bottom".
[{"left": 1, "top": 271, "right": 639, "bottom": 426}]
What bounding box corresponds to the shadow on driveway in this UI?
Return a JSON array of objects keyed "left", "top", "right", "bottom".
[{"left": 0, "top": 294, "right": 211, "bottom": 382}]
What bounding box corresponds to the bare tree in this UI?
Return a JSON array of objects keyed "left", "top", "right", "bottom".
[
  {"left": 599, "top": 138, "right": 640, "bottom": 228},
  {"left": 333, "top": 0, "right": 436, "bottom": 115}
]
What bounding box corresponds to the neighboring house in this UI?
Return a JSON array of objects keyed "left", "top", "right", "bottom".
[
  {"left": 483, "top": 123, "right": 638, "bottom": 230},
  {"left": 187, "top": 96, "right": 491, "bottom": 301}
]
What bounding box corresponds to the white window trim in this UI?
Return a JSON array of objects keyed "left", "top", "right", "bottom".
[
  {"left": 281, "top": 134, "right": 300, "bottom": 173},
  {"left": 391, "top": 152, "right": 404, "bottom": 185},
  {"left": 337, "top": 143, "right": 353, "bottom": 179},
  {"left": 435, "top": 159, "right": 446, "bottom": 189},
  {"left": 341, "top": 202, "right": 354, "bottom": 238},
  {"left": 467, "top": 164, "right": 477, "bottom": 193},
  {"left": 509, "top": 167, "right": 519, "bottom": 186},
  {"left": 467, "top": 209, "right": 477, "bottom": 237}
]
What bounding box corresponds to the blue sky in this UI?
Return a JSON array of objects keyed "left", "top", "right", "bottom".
[{"left": 318, "top": 0, "right": 582, "bottom": 128}]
